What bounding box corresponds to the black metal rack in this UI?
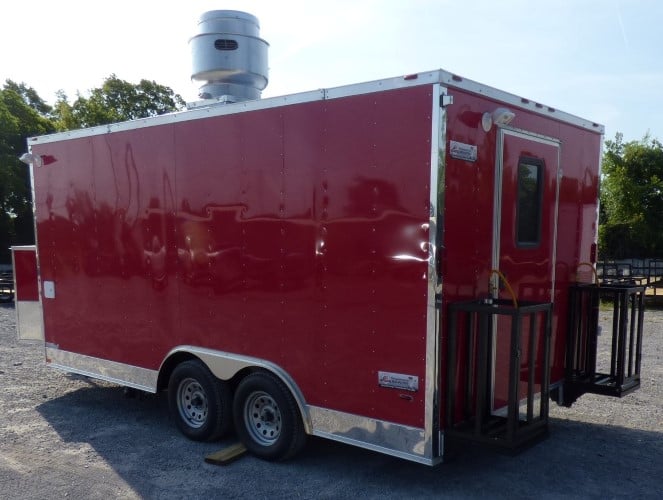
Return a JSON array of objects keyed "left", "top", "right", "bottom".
[
  {"left": 561, "top": 283, "right": 645, "bottom": 406},
  {"left": 445, "top": 299, "right": 552, "bottom": 452}
]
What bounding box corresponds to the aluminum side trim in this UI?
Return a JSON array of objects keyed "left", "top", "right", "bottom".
[
  {"left": 28, "top": 75, "right": 440, "bottom": 145},
  {"left": 308, "top": 406, "right": 439, "bottom": 465},
  {"left": 437, "top": 71, "right": 604, "bottom": 133},
  {"left": 551, "top": 145, "right": 562, "bottom": 303},
  {"left": 164, "top": 345, "right": 312, "bottom": 433},
  {"left": 28, "top": 91, "right": 326, "bottom": 145},
  {"left": 324, "top": 72, "right": 440, "bottom": 100},
  {"left": 501, "top": 126, "right": 561, "bottom": 146},
  {"left": 491, "top": 129, "right": 506, "bottom": 288},
  {"left": 45, "top": 347, "right": 158, "bottom": 392},
  {"left": 45, "top": 346, "right": 312, "bottom": 433},
  {"left": 594, "top": 134, "right": 605, "bottom": 258},
  {"left": 424, "top": 83, "right": 445, "bottom": 460},
  {"left": 15, "top": 301, "right": 43, "bottom": 341},
  {"left": 28, "top": 69, "right": 602, "bottom": 146}
]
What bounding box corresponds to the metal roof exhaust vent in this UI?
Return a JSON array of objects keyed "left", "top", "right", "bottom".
[{"left": 190, "top": 10, "right": 269, "bottom": 103}]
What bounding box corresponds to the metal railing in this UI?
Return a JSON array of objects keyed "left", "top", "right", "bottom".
[
  {"left": 596, "top": 259, "right": 663, "bottom": 288},
  {"left": 445, "top": 299, "right": 552, "bottom": 452},
  {"left": 561, "top": 283, "right": 645, "bottom": 406}
]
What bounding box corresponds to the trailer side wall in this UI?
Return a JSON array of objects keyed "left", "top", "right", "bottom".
[{"left": 32, "top": 85, "right": 435, "bottom": 428}]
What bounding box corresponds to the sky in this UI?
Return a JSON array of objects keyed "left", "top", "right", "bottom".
[{"left": 0, "top": 0, "right": 661, "bottom": 142}]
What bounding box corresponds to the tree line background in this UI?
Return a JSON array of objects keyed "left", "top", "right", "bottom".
[
  {"left": 0, "top": 76, "right": 184, "bottom": 264},
  {"left": 599, "top": 134, "right": 663, "bottom": 259},
  {"left": 1, "top": 75, "right": 662, "bottom": 264}
]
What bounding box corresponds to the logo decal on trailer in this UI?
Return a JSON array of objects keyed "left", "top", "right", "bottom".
[
  {"left": 449, "top": 140, "right": 477, "bottom": 162},
  {"left": 378, "top": 371, "right": 419, "bottom": 392}
]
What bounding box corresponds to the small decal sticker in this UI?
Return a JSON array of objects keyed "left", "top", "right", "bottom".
[
  {"left": 43, "top": 280, "right": 55, "bottom": 299},
  {"left": 449, "top": 140, "right": 478, "bottom": 162},
  {"left": 378, "top": 371, "right": 419, "bottom": 392}
]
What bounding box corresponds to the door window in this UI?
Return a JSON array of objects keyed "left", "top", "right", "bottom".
[{"left": 516, "top": 158, "right": 544, "bottom": 247}]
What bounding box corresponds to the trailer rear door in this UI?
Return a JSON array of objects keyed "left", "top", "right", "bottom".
[{"left": 492, "top": 128, "right": 560, "bottom": 409}]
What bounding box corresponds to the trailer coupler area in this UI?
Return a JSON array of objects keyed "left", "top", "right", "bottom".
[
  {"left": 445, "top": 299, "right": 553, "bottom": 453},
  {"left": 560, "top": 283, "right": 645, "bottom": 406}
]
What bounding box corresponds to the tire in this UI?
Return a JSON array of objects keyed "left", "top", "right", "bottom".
[
  {"left": 233, "top": 371, "right": 306, "bottom": 461},
  {"left": 168, "top": 360, "right": 232, "bottom": 441}
]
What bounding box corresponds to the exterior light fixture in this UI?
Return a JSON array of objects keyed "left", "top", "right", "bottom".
[
  {"left": 19, "top": 153, "right": 43, "bottom": 167},
  {"left": 481, "top": 107, "right": 516, "bottom": 132}
]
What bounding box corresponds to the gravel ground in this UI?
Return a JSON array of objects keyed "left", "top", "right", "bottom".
[{"left": 0, "top": 302, "right": 661, "bottom": 499}]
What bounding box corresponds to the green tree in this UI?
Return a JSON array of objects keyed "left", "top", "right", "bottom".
[
  {"left": 599, "top": 133, "right": 663, "bottom": 258},
  {"left": 3, "top": 80, "right": 53, "bottom": 115},
  {"left": 1, "top": 75, "right": 185, "bottom": 263},
  {"left": 0, "top": 82, "right": 55, "bottom": 263},
  {"left": 53, "top": 74, "right": 185, "bottom": 129},
  {"left": 52, "top": 90, "right": 80, "bottom": 131}
]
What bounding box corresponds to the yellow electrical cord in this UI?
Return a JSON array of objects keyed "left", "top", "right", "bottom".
[{"left": 489, "top": 269, "right": 518, "bottom": 308}]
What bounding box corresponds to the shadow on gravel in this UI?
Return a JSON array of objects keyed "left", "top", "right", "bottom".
[{"left": 37, "top": 384, "right": 663, "bottom": 498}]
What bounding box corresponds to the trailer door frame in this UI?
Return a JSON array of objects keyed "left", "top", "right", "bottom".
[
  {"left": 490, "top": 127, "right": 561, "bottom": 410},
  {"left": 491, "top": 127, "right": 561, "bottom": 301}
]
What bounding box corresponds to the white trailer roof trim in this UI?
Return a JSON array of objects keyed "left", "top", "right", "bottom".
[{"left": 28, "top": 68, "right": 604, "bottom": 146}]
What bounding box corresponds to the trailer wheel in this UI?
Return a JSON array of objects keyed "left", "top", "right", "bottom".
[
  {"left": 168, "top": 360, "right": 232, "bottom": 441},
  {"left": 233, "top": 371, "right": 306, "bottom": 461}
]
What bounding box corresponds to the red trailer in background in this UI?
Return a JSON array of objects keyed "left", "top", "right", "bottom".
[
  {"left": 21, "top": 69, "right": 645, "bottom": 464},
  {"left": 11, "top": 246, "right": 43, "bottom": 341}
]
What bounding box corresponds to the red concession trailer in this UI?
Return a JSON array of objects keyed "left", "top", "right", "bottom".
[{"left": 23, "top": 69, "right": 646, "bottom": 465}]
